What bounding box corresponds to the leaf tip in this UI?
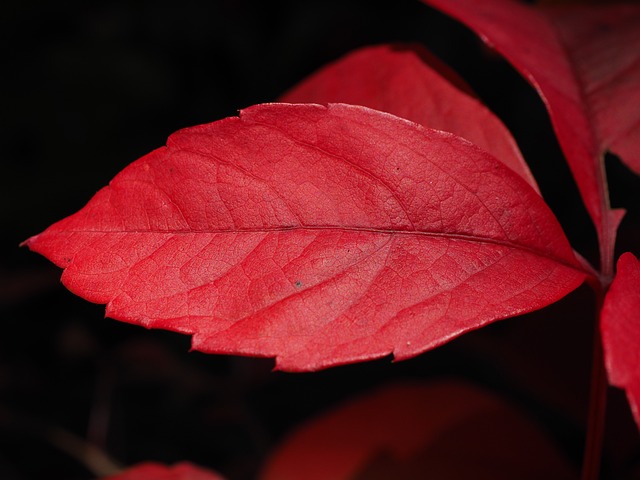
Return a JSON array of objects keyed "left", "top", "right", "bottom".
[{"left": 19, "top": 234, "right": 38, "bottom": 249}]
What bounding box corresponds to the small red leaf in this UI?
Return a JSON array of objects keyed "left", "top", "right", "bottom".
[
  {"left": 103, "top": 462, "right": 225, "bottom": 480},
  {"left": 281, "top": 44, "right": 539, "bottom": 192},
  {"left": 260, "top": 382, "right": 575, "bottom": 480},
  {"left": 601, "top": 252, "right": 640, "bottom": 428},
  {"left": 25, "top": 103, "right": 585, "bottom": 371},
  {"left": 421, "top": 0, "right": 639, "bottom": 270}
]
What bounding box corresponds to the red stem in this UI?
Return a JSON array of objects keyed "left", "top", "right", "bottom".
[
  {"left": 580, "top": 152, "right": 617, "bottom": 479},
  {"left": 580, "top": 294, "right": 608, "bottom": 480}
]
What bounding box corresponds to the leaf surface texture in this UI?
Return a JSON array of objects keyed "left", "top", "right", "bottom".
[{"left": 25, "top": 104, "right": 585, "bottom": 371}]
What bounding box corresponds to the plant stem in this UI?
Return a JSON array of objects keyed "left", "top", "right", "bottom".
[
  {"left": 580, "top": 296, "right": 608, "bottom": 480},
  {"left": 0, "top": 404, "right": 122, "bottom": 477},
  {"left": 46, "top": 426, "right": 123, "bottom": 477}
]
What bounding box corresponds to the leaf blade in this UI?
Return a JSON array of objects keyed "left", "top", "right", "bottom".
[
  {"left": 25, "top": 103, "right": 585, "bottom": 371},
  {"left": 601, "top": 252, "right": 640, "bottom": 429},
  {"left": 103, "top": 462, "right": 226, "bottom": 480}
]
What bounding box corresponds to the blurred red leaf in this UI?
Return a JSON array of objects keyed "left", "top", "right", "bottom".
[
  {"left": 421, "top": 0, "right": 640, "bottom": 271},
  {"left": 601, "top": 252, "right": 640, "bottom": 428},
  {"left": 281, "top": 44, "right": 539, "bottom": 192},
  {"left": 103, "top": 462, "right": 225, "bottom": 480},
  {"left": 24, "top": 103, "right": 585, "bottom": 371},
  {"left": 260, "top": 381, "right": 575, "bottom": 480}
]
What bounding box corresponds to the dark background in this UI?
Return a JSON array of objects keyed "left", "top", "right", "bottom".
[{"left": 1, "top": 1, "right": 639, "bottom": 479}]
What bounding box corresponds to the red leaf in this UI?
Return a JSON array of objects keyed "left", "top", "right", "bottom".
[
  {"left": 420, "top": 0, "right": 639, "bottom": 271},
  {"left": 260, "top": 381, "right": 575, "bottom": 480},
  {"left": 24, "top": 103, "right": 585, "bottom": 371},
  {"left": 103, "top": 462, "right": 225, "bottom": 480},
  {"left": 281, "top": 44, "right": 539, "bottom": 192},
  {"left": 601, "top": 252, "right": 640, "bottom": 428}
]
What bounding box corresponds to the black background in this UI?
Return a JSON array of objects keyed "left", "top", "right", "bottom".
[{"left": 2, "top": 1, "right": 639, "bottom": 479}]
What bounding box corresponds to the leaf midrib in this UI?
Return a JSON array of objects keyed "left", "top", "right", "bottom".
[{"left": 58, "top": 224, "right": 586, "bottom": 274}]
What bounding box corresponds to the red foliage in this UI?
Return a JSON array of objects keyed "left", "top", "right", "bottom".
[
  {"left": 21, "top": 0, "right": 640, "bottom": 477},
  {"left": 24, "top": 103, "right": 585, "bottom": 371},
  {"left": 601, "top": 253, "right": 640, "bottom": 426},
  {"left": 103, "top": 462, "right": 225, "bottom": 480}
]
